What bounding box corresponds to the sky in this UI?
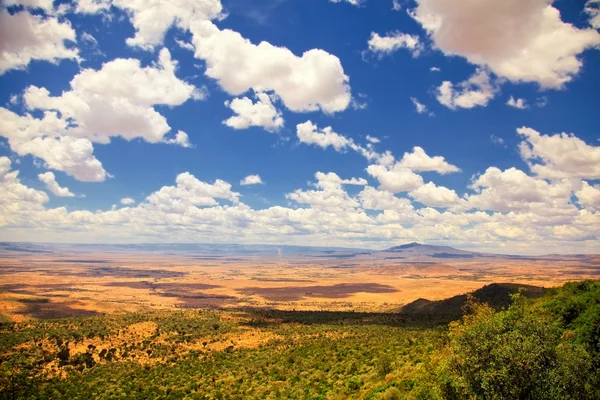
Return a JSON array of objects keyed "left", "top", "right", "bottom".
[{"left": 0, "top": 0, "right": 599, "bottom": 254}]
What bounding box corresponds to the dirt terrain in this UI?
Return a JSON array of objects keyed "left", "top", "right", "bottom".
[{"left": 1, "top": 243, "right": 598, "bottom": 321}]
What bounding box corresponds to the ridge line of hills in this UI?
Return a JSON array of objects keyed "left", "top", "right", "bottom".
[{"left": 0, "top": 241, "right": 597, "bottom": 258}]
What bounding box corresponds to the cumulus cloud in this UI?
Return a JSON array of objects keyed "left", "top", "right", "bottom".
[
  {"left": 0, "top": 9, "right": 79, "bottom": 75},
  {"left": 287, "top": 172, "right": 366, "bottom": 210},
  {"left": 507, "top": 96, "right": 528, "bottom": 109},
  {"left": 24, "top": 48, "right": 199, "bottom": 144},
  {"left": 409, "top": 182, "right": 460, "bottom": 208},
  {"left": 0, "top": 157, "right": 49, "bottom": 215},
  {"left": 0, "top": 109, "right": 108, "bottom": 181},
  {"left": 518, "top": 127, "right": 600, "bottom": 180},
  {"left": 74, "top": 0, "right": 112, "bottom": 14},
  {"left": 464, "top": 167, "right": 575, "bottom": 216},
  {"left": 0, "top": 161, "right": 597, "bottom": 253},
  {"left": 366, "top": 164, "right": 424, "bottom": 193},
  {"left": 120, "top": 197, "right": 135, "bottom": 206},
  {"left": 111, "top": 0, "right": 223, "bottom": 49},
  {"left": 38, "top": 172, "right": 76, "bottom": 197},
  {"left": 410, "top": 0, "right": 600, "bottom": 88},
  {"left": 296, "top": 121, "right": 380, "bottom": 161},
  {"left": 190, "top": 21, "right": 351, "bottom": 114},
  {"left": 296, "top": 121, "right": 354, "bottom": 152},
  {"left": 164, "top": 131, "right": 193, "bottom": 148},
  {"left": 367, "top": 32, "right": 422, "bottom": 56},
  {"left": 1, "top": 49, "right": 199, "bottom": 181},
  {"left": 398, "top": 146, "right": 461, "bottom": 174},
  {"left": 145, "top": 172, "right": 239, "bottom": 213},
  {"left": 392, "top": 0, "right": 402, "bottom": 11},
  {"left": 241, "top": 175, "right": 264, "bottom": 186},
  {"left": 359, "top": 186, "right": 413, "bottom": 211},
  {"left": 366, "top": 135, "right": 380, "bottom": 144},
  {"left": 92, "top": 0, "right": 351, "bottom": 115},
  {"left": 436, "top": 69, "right": 497, "bottom": 110},
  {"left": 576, "top": 181, "right": 600, "bottom": 211},
  {"left": 224, "top": 92, "right": 284, "bottom": 132}
]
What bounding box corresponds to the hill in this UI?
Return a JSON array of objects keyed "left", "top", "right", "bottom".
[{"left": 399, "top": 282, "right": 548, "bottom": 316}]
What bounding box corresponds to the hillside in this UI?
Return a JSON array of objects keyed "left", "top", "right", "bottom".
[{"left": 399, "top": 282, "right": 548, "bottom": 317}]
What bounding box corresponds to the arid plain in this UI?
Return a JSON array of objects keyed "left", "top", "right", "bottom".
[{"left": 1, "top": 242, "right": 599, "bottom": 322}]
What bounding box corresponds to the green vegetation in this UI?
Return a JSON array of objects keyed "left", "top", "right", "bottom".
[{"left": 1, "top": 281, "right": 599, "bottom": 399}]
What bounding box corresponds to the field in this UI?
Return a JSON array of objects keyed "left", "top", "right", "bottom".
[{"left": 1, "top": 242, "right": 599, "bottom": 321}]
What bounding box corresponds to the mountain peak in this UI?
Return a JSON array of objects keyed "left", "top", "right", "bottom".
[{"left": 387, "top": 242, "right": 423, "bottom": 251}]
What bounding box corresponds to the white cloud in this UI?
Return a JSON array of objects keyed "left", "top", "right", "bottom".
[
  {"left": 38, "top": 172, "right": 76, "bottom": 197},
  {"left": 392, "top": 0, "right": 401, "bottom": 11},
  {"left": 506, "top": 96, "right": 528, "bottom": 109},
  {"left": 585, "top": 0, "right": 600, "bottom": 29},
  {"left": 0, "top": 10, "right": 79, "bottom": 75},
  {"left": 164, "top": 131, "right": 193, "bottom": 148},
  {"left": 410, "top": 0, "right": 600, "bottom": 88},
  {"left": 145, "top": 172, "right": 239, "bottom": 213},
  {"left": 241, "top": 175, "right": 264, "bottom": 186},
  {"left": 359, "top": 186, "right": 413, "bottom": 211},
  {"left": 410, "top": 97, "right": 428, "bottom": 114},
  {"left": 464, "top": 167, "right": 575, "bottom": 215},
  {"left": 330, "top": 0, "right": 361, "bottom": 6},
  {"left": 430, "top": 67, "right": 440, "bottom": 72},
  {"left": 112, "top": 0, "right": 223, "bottom": 49},
  {"left": 296, "top": 121, "right": 381, "bottom": 162},
  {"left": 4, "top": 0, "right": 54, "bottom": 12},
  {"left": 518, "top": 127, "right": 600, "bottom": 180},
  {"left": 409, "top": 182, "right": 460, "bottom": 208},
  {"left": 398, "top": 146, "right": 461, "bottom": 174},
  {"left": 296, "top": 121, "right": 354, "bottom": 152},
  {"left": 0, "top": 157, "right": 49, "bottom": 210},
  {"left": 490, "top": 134, "right": 505, "bottom": 146},
  {"left": 95, "top": 0, "right": 351, "bottom": 114},
  {"left": 287, "top": 172, "right": 365, "bottom": 210},
  {"left": 24, "top": 48, "right": 199, "bottom": 144},
  {"left": 366, "top": 164, "right": 424, "bottom": 193},
  {"left": 366, "top": 135, "right": 380, "bottom": 144},
  {"left": 80, "top": 32, "right": 98, "bottom": 46},
  {"left": 120, "top": 197, "right": 135, "bottom": 206},
  {"left": 367, "top": 32, "right": 422, "bottom": 56},
  {"left": 0, "top": 109, "right": 108, "bottom": 182},
  {"left": 175, "top": 39, "right": 195, "bottom": 51},
  {"left": 0, "top": 161, "right": 597, "bottom": 254},
  {"left": 190, "top": 21, "right": 351, "bottom": 114},
  {"left": 0, "top": 49, "right": 200, "bottom": 181},
  {"left": 436, "top": 69, "right": 497, "bottom": 110},
  {"left": 74, "top": 0, "right": 112, "bottom": 14},
  {"left": 576, "top": 181, "right": 600, "bottom": 211},
  {"left": 224, "top": 92, "right": 284, "bottom": 132}
]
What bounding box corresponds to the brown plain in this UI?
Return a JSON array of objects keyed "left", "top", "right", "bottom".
[{"left": 1, "top": 250, "right": 599, "bottom": 322}]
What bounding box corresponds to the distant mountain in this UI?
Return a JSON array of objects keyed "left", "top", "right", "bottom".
[
  {"left": 0, "top": 242, "right": 368, "bottom": 257},
  {"left": 383, "top": 242, "right": 480, "bottom": 259},
  {"left": 399, "top": 283, "right": 548, "bottom": 317},
  {"left": 0, "top": 241, "right": 597, "bottom": 260}
]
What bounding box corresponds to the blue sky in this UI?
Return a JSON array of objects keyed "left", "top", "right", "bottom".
[{"left": 0, "top": 0, "right": 599, "bottom": 254}]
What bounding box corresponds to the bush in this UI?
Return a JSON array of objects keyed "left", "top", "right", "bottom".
[{"left": 423, "top": 294, "right": 597, "bottom": 400}]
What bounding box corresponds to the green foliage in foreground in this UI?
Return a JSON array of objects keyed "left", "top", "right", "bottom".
[{"left": 0, "top": 280, "right": 599, "bottom": 399}]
